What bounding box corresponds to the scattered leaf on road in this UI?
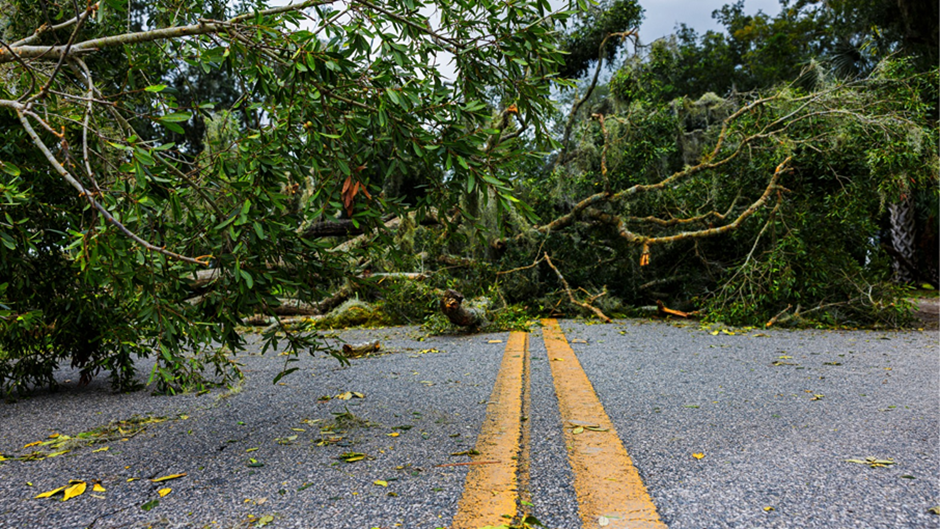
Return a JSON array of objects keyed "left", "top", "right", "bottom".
[
  {"left": 845, "top": 457, "right": 895, "bottom": 468},
  {"left": 93, "top": 483, "right": 106, "bottom": 492},
  {"left": 487, "top": 340, "right": 503, "bottom": 344},
  {"left": 35, "top": 485, "right": 67, "bottom": 499},
  {"left": 692, "top": 453, "right": 705, "bottom": 460},
  {"left": 141, "top": 499, "right": 159, "bottom": 511},
  {"left": 62, "top": 481, "right": 86, "bottom": 501},
  {"left": 764, "top": 506, "right": 775, "bottom": 512},
  {"left": 150, "top": 473, "right": 186, "bottom": 483},
  {"left": 450, "top": 449, "right": 481, "bottom": 457},
  {"left": 571, "top": 426, "right": 584, "bottom": 435},
  {"left": 374, "top": 480, "right": 388, "bottom": 487},
  {"left": 157, "top": 488, "right": 171, "bottom": 497},
  {"left": 339, "top": 452, "right": 371, "bottom": 463}
]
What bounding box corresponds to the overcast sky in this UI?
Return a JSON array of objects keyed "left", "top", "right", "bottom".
[{"left": 639, "top": 0, "right": 782, "bottom": 42}]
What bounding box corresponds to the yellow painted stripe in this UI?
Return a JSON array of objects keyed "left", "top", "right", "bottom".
[
  {"left": 452, "top": 331, "right": 528, "bottom": 529},
  {"left": 542, "top": 319, "right": 666, "bottom": 529}
]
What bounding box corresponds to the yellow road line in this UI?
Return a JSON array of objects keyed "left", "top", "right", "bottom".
[
  {"left": 452, "top": 331, "right": 528, "bottom": 529},
  {"left": 542, "top": 319, "right": 666, "bottom": 529}
]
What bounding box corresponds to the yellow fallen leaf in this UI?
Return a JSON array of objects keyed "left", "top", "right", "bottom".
[
  {"left": 93, "top": 483, "right": 106, "bottom": 492},
  {"left": 150, "top": 473, "right": 186, "bottom": 483},
  {"left": 92, "top": 447, "right": 109, "bottom": 453},
  {"left": 62, "top": 481, "right": 86, "bottom": 501},
  {"left": 48, "top": 433, "right": 60, "bottom": 439},
  {"left": 552, "top": 358, "right": 564, "bottom": 361},
  {"left": 374, "top": 480, "right": 388, "bottom": 487},
  {"left": 387, "top": 432, "right": 399, "bottom": 437},
  {"left": 24, "top": 441, "right": 42, "bottom": 448},
  {"left": 692, "top": 453, "right": 705, "bottom": 459},
  {"left": 571, "top": 426, "right": 584, "bottom": 435},
  {"left": 764, "top": 506, "right": 775, "bottom": 512},
  {"left": 158, "top": 488, "right": 171, "bottom": 497},
  {"left": 35, "top": 485, "right": 67, "bottom": 499},
  {"left": 487, "top": 340, "right": 503, "bottom": 343},
  {"left": 127, "top": 478, "right": 139, "bottom": 482}
]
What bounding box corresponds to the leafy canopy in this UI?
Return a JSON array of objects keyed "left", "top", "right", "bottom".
[{"left": 0, "top": 0, "right": 569, "bottom": 394}]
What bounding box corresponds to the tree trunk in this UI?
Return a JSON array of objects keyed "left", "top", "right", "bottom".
[
  {"left": 439, "top": 289, "right": 487, "bottom": 328},
  {"left": 889, "top": 194, "right": 916, "bottom": 282}
]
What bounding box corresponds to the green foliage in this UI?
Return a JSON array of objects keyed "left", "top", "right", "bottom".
[
  {"left": 612, "top": 0, "right": 939, "bottom": 104},
  {"left": 533, "top": 56, "right": 938, "bottom": 326},
  {"left": 558, "top": 0, "right": 644, "bottom": 79}
]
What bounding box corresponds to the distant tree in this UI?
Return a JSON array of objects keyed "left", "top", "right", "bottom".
[{"left": 557, "top": 0, "right": 643, "bottom": 79}]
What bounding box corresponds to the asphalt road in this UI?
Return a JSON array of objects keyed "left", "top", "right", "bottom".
[{"left": 0, "top": 320, "right": 936, "bottom": 529}]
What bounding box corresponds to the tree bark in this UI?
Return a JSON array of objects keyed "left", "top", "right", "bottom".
[
  {"left": 342, "top": 340, "right": 381, "bottom": 357},
  {"left": 439, "top": 289, "right": 487, "bottom": 328}
]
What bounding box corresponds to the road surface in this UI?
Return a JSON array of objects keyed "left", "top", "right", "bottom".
[{"left": 0, "top": 319, "right": 936, "bottom": 528}]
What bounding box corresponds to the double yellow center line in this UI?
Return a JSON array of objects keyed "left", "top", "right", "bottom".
[{"left": 453, "top": 319, "right": 665, "bottom": 529}]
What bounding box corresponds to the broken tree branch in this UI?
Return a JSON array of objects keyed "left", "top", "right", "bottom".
[{"left": 543, "top": 253, "right": 611, "bottom": 323}]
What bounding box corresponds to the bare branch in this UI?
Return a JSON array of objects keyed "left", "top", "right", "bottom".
[
  {"left": 10, "top": 7, "right": 86, "bottom": 47},
  {"left": 582, "top": 157, "right": 791, "bottom": 265},
  {"left": 544, "top": 253, "right": 611, "bottom": 322},
  {"left": 556, "top": 30, "right": 637, "bottom": 167},
  {"left": 0, "top": 0, "right": 333, "bottom": 64},
  {"left": 27, "top": 0, "right": 97, "bottom": 105}
]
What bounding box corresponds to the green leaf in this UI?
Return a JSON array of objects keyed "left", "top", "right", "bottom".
[
  {"left": 160, "top": 121, "right": 185, "bottom": 134},
  {"left": 0, "top": 161, "right": 21, "bottom": 177},
  {"left": 240, "top": 269, "right": 254, "bottom": 289},
  {"left": 145, "top": 84, "right": 167, "bottom": 92},
  {"left": 158, "top": 112, "right": 192, "bottom": 123},
  {"left": 272, "top": 367, "right": 299, "bottom": 384}
]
